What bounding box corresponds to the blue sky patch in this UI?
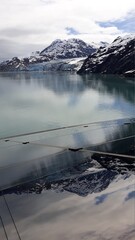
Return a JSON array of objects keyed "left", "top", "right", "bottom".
[
  {"left": 97, "top": 12, "right": 135, "bottom": 33},
  {"left": 66, "top": 27, "right": 80, "bottom": 35}
]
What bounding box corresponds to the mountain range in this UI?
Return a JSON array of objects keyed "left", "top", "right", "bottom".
[
  {"left": 40, "top": 38, "right": 99, "bottom": 59},
  {"left": 0, "top": 36, "right": 134, "bottom": 76},
  {"left": 0, "top": 39, "right": 99, "bottom": 71}
]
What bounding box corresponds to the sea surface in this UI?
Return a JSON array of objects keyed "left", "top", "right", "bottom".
[{"left": 0, "top": 72, "right": 134, "bottom": 138}]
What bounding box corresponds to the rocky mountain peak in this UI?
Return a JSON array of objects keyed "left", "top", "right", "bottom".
[
  {"left": 78, "top": 35, "right": 135, "bottom": 75},
  {"left": 40, "top": 38, "right": 97, "bottom": 59}
]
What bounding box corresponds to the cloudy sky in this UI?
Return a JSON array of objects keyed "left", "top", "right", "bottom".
[{"left": 0, "top": 0, "right": 135, "bottom": 61}]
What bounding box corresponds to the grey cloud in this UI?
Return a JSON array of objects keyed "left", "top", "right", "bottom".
[
  {"left": 0, "top": 28, "right": 45, "bottom": 38},
  {"left": 0, "top": 39, "right": 45, "bottom": 62}
]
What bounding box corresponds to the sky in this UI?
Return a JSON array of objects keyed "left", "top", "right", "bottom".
[{"left": 0, "top": 0, "right": 135, "bottom": 61}]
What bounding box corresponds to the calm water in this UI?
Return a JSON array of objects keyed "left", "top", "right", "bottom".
[{"left": 0, "top": 72, "right": 134, "bottom": 138}]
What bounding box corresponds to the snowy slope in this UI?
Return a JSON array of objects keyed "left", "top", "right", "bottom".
[
  {"left": 40, "top": 38, "right": 96, "bottom": 59},
  {"left": 78, "top": 35, "right": 135, "bottom": 75},
  {"left": 90, "top": 41, "right": 109, "bottom": 49}
]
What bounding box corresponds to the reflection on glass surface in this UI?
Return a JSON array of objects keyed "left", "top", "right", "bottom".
[
  {"left": 0, "top": 174, "right": 135, "bottom": 240},
  {"left": 0, "top": 72, "right": 135, "bottom": 240},
  {"left": 0, "top": 118, "right": 134, "bottom": 191}
]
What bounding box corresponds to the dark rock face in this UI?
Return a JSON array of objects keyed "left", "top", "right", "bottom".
[
  {"left": 124, "top": 70, "right": 135, "bottom": 78},
  {"left": 78, "top": 35, "right": 135, "bottom": 75},
  {"left": 0, "top": 57, "right": 22, "bottom": 71}
]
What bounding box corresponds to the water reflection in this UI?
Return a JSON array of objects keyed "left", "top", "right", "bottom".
[
  {"left": 0, "top": 72, "right": 134, "bottom": 137},
  {"left": 0, "top": 72, "right": 134, "bottom": 101}
]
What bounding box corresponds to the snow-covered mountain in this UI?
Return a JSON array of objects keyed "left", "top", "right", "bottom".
[
  {"left": 1, "top": 36, "right": 134, "bottom": 76},
  {"left": 40, "top": 38, "right": 96, "bottom": 59},
  {"left": 78, "top": 35, "right": 135, "bottom": 76},
  {"left": 90, "top": 41, "right": 109, "bottom": 49},
  {"left": 0, "top": 38, "right": 97, "bottom": 71}
]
